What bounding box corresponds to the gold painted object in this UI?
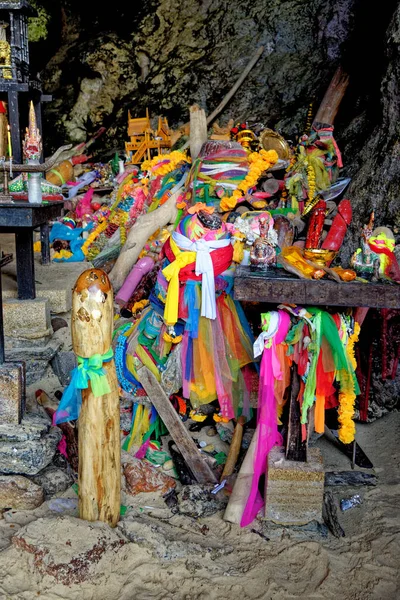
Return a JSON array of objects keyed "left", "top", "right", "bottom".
[
  {"left": 304, "top": 248, "right": 337, "bottom": 266},
  {"left": 236, "top": 129, "right": 256, "bottom": 150},
  {"left": 259, "top": 128, "right": 290, "bottom": 160}
]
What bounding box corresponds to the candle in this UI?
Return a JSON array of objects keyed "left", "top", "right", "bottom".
[
  {"left": 7, "top": 125, "right": 11, "bottom": 158},
  {"left": 305, "top": 199, "right": 327, "bottom": 249},
  {"left": 9, "top": 155, "right": 12, "bottom": 178}
]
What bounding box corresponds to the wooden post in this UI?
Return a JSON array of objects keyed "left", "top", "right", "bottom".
[
  {"left": 313, "top": 66, "right": 349, "bottom": 126},
  {"left": 72, "top": 268, "right": 120, "bottom": 527},
  {"left": 189, "top": 104, "right": 207, "bottom": 160}
]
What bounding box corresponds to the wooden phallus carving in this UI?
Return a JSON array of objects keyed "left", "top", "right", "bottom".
[{"left": 72, "top": 268, "right": 120, "bottom": 527}]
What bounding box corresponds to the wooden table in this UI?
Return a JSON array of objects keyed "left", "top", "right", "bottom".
[
  {"left": 234, "top": 266, "right": 400, "bottom": 309},
  {"left": 0, "top": 201, "right": 64, "bottom": 299},
  {"left": 234, "top": 265, "right": 400, "bottom": 465}
]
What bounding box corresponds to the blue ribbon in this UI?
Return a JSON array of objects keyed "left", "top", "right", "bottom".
[{"left": 54, "top": 349, "right": 114, "bottom": 424}]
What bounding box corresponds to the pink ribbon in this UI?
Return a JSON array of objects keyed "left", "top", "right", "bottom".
[{"left": 240, "top": 310, "right": 291, "bottom": 527}]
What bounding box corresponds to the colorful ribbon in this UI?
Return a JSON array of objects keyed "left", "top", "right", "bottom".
[
  {"left": 241, "top": 310, "right": 291, "bottom": 527},
  {"left": 54, "top": 348, "right": 113, "bottom": 424}
]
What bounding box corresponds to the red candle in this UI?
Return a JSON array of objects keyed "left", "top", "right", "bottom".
[
  {"left": 305, "top": 199, "right": 327, "bottom": 248},
  {"left": 322, "top": 199, "right": 352, "bottom": 251}
]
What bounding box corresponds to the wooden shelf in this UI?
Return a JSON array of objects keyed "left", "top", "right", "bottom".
[{"left": 234, "top": 265, "right": 400, "bottom": 309}]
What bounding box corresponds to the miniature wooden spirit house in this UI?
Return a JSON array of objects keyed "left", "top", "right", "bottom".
[{"left": 125, "top": 108, "right": 172, "bottom": 165}]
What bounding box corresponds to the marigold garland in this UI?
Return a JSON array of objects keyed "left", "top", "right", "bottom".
[
  {"left": 142, "top": 151, "right": 191, "bottom": 176},
  {"left": 81, "top": 220, "right": 108, "bottom": 256},
  {"left": 220, "top": 149, "right": 279, "bottom": 212},
  {"left": 337, "top": 322, "right": 361, "bottom": 444}
]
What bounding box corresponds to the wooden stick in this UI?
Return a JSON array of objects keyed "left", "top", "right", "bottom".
[
  {"left": 189, "top": 104, "right": 208, "bottom": 160},
  {"left": 108, "top": 191, "right": 179, "bottom": 292},
  {"left": 313, "top": 66, "right": 349, "bottom": 126},
  {"left": 220, "top": 416, "right": 246, "bottom": 481},
  {"left": 137, "top": 366, "right": 217, "bottom": 485},
  {"left": 72, "top": 269, "right": 120, "bottom": 527},
  {"left": 223, "top": 428, "right": 258, "bottom": 524},
  {"left": 206, "top": 46, "right": 264, "bottom": 126},
  {"left": 180, "top": 46, "right": 264, "bottom": 150}
]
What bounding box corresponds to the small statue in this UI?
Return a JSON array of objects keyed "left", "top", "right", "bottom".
[
  {"left": 250, "top": 217, "right": 276, "bottom": 270},
  {"left": 0, "top": 23, "right": 11, "bottom": 79},
  {"left": 350, "top": 212, "right": 378, "bottom": 277}
]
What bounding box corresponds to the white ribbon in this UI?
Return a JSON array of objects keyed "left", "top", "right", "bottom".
[
  {"left": 172, "top": 231, "right": 231, "bottom": 320},
  {"left": 253, "top": 311, "right": 280, "bottom": 358}
]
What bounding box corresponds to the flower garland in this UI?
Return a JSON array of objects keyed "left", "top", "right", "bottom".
[
  {"left": 337, "top": 321, "right": 360, "bottom": 444},
  {"left": 142, "top": 151, "right": 191, "bottom": 177},
  {"left": 81, "top": 219, "right": 108, "bottom": 256},
  {"left": 220, "top": 149, "right": 279, "bottom": 212}
]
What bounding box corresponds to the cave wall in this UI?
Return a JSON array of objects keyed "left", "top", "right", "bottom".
[
  {"left": 32, "top": 0, "right": 399, "bottom": 238},
  {"left": 39, "top": 0, "right": 357, "bottom": 148}
]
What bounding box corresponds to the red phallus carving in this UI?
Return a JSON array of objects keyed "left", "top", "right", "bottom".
[
  {"left": 322, "top": 198, "right": 352, "bottom": 251},
  {"left": 305, "top": 199, "right": 327, "bottom": 249}
]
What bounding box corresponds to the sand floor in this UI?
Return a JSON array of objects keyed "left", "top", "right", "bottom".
[{"left": 0, "top": 411, "right": 398, "bottom": 600}]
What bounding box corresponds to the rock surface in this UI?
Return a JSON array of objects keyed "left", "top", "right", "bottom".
[
  {"left": 11, "top": 516, "right": 126, "bottom": 585},
  {"left": 0, "top": 412, "right": 62, "bottom": 476},
  {"left": 0, "top": 476, "right": 45, "bottom": 510},
  {"left": 177, "top": 484, "right": 227, "bottom": 518},
  {"left": 32, "top": 467, "right": 74, "bottom": 499},
  {"left": 123, "top": 458, "right": 176, "bottom": 496}
]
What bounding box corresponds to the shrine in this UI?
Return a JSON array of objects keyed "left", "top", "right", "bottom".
[{"left": 125, "top": 108, "right": 172, "bottom": 165}]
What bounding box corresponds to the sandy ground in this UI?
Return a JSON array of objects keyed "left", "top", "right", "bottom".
[{"left": 0, "top": 412, "right": 398, "bottom": 600}]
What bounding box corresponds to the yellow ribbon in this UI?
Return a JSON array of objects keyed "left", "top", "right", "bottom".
[{"left": 162, "top": 237, "right": 196, "bottom": 326}]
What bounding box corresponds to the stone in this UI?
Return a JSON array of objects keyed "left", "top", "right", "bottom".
[
  {"left": 5, "top": 340, "right": 61, "bottom": 385},
  {"left": 51, "top": 317, "right": 68, "bottom": 332},
  {"left": 215, "top": 420, "right": 234, "bottom": 443},
  {"left": 0, "top": 475, "right": 44, "bottom": 510},
  {"left": 123, "top": 458, "right": 176, "bottom": 496},
  {"left": 0, "top": 412, "right": 62, "bottom": 475},
  {"left": 177, "top": 484, "right": 228, "bottom": 518},
  {"left": 2, "top": 298, "right": 51, "bottom": 340},
  {"left": 264, "top": 446, "right": 325, "bottom": 526},
  {"left": 0, "top": 362, "right": 25, "bottom": 424},
  {"left": 11, "top": 516, "right": 126, "bottom": 585},
  {"left": 1, "top": 259, "right": 89, "bottom": 314},
  {"left": 50, "top": 350, "right": 76, "bottom": 386},
  {"left": 32, "top": 467, "right": 74, "bottom": 498},
  {"left": 0, "top": 411, "right": 52, "bottom": 443}
]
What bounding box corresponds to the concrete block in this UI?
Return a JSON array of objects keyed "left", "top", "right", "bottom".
[
  {"left": 264, "top": 446, "right": 324, "bottom": 526},
  {"left": 3, "top": 298, "right": 51, "bottom": 339},
  {"left": 0, "top": 362, "right": 25, "bottom": 424}
]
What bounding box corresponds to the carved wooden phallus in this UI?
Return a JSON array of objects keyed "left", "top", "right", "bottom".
[{"left": 72, "top": 269, "right": 120, "bottom": 527}]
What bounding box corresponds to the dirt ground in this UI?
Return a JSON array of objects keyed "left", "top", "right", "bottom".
[{"left": 0, "top": 411, "right": 398, "bottom": 600}]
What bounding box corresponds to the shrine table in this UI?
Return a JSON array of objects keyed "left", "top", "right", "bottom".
[
  {"left": 234, "top": 265, "right": 400, "bottom": 465},
  {"left": 234, "top": 266, "right": 400, "bottom": 309},
  {"left": 0, "top": 201, "right": 64, "bottom": 300}
]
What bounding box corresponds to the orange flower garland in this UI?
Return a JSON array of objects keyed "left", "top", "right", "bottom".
[{"left": 220, "top": 149, "right": 279, "bottom": 212}]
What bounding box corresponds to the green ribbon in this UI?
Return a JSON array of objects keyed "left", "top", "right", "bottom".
[{"left": 54, "top": 348, "right": 114, "bottom": 424}]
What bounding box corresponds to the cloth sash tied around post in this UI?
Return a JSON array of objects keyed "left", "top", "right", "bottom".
[
  {"left": 162, "top": 232, "right": 232, "bottom": 326},
  {"left": 54, "top": 348, "right": 114, "bottom": 424},
  {"left": 240, "top": 310, "right": 291, "bottom": 527}
]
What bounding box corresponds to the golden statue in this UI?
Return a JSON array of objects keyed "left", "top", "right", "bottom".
[{"left": 0, "top": 23, "right": 12, "bottom": 79}]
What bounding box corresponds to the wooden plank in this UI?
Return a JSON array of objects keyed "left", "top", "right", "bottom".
[
  {"left": 0, "top": 201, "right": 64, "bottom": 228},
  {"left": 138, "top": 366, "right": 218, "bottom": 485},
  {"left": 234, "top": 266, "right": 400, "bottom": 309},
  {"left": 15, "top": 228, "right": 35, "bottom": 299},
  {"left": 285, "top": 364, "right": 307, "bottom": 461}
]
